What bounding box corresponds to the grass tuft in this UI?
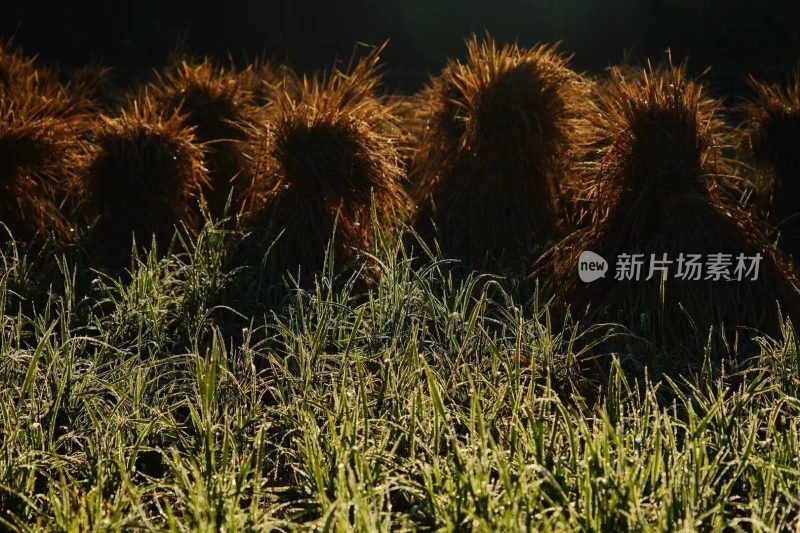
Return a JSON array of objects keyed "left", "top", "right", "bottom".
[
  {"left": 67, "top": 64, "right": 118, "bottom": 111},
  {"left": 77, "top": 98, "right": 208, "bottom": 265},
  {"left": 741, "top": 74, "right": 800, "bottom": 262},
  {"left": 412, "top": 35, "right": 588, "bottom": 273},
  {"left": 0, "top": 89, "right": 81, "bottom": 245},
  {"left": 540, "top": 63, "right": 800, "bottom": 360},
  {"left": 150, "top": 57, "right": 258, "bottom": 217},
  {"left": 240, "top": 45, "right": 410, "bottom": 284},
  {"left": 0, "top": 38, "right": 60, "bottom": 99}
]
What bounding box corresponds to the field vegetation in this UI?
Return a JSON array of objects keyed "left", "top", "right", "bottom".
[{"left": 2, "top": 36, "right": 800, "bottom": 531}]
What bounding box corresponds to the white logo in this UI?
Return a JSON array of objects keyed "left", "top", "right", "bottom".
[{"left": 578, "top": 251, "right": 608, "bottom": 283}]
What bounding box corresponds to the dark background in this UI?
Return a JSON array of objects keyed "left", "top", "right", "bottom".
[{"left": 3, "top": 0, "right": 800, "bottom": 98}]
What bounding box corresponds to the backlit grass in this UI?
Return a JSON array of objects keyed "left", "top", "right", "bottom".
[{"left": 2, "top": 218, "right": 800, "bottom": 531}]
